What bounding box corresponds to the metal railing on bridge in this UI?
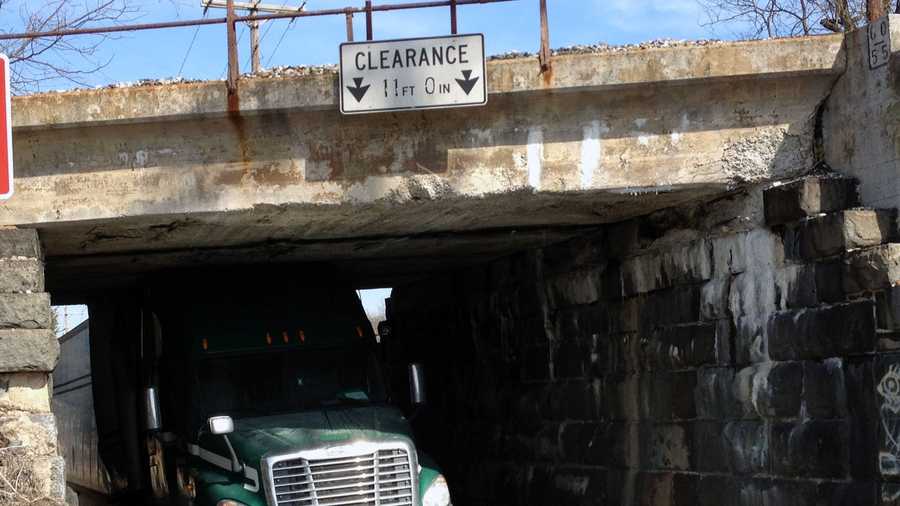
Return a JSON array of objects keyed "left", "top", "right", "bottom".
[{"left": 0, "top": 0, "right": 552, "bottom": 99}]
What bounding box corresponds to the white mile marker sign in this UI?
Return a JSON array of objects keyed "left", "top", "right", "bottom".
[{"left": 339, "top": 34, "right": 487, "bottom": 115}]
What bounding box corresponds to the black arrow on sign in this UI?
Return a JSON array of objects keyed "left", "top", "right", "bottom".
[
  {"left": 455, "top": 70, "right": 480, "bottom": 96},
  {"left": 347, "top": 77, "right": 370, "bottom": 103}
]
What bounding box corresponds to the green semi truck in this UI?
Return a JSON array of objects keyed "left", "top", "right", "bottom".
[{"left": 57, "top": 269, "right": 449, "bottom": 506}]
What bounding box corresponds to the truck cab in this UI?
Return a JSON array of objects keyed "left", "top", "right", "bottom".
[{"left": 84, "top": 269, "right": 450, "bottom": 506}]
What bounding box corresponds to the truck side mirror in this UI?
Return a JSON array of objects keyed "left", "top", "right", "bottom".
[
  {"left": 207, "top": 416, "right": 243, "bottom": 473},
  {"left": 143, "top": 387, "right": 162, "bottom": 431},
  {"left": 208, "top": 415, "right": 234, "bottom": 435},
  {"left": 408, "top": 363, "right": 426, "bottom": 406}
]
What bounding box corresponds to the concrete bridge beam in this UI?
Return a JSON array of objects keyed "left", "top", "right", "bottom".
[{"left": 0, "top": 35, "right": 848, "bottom": 296}]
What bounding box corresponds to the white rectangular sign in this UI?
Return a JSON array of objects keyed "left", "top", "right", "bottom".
[{"left": 339, "top": 34, "right": 487, "bottom": 115}]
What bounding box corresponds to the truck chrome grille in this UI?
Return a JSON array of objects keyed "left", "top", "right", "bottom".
[{"left": 267, "top": 444, "right": 415, "bottom": 506}]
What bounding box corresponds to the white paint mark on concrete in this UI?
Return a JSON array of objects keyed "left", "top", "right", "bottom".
[
  {"left": 512, "top": 151, "right": 527, "bottom": 172},
  {"left": 554, "top": 474, "right": 590, "bottom": 495},
  {"left": 638, "top": 135, "right": 651, "bottom": 146},
  {"left": 391, "top": 143, "right": 415, "bottom": 174},
  {"left": 671, "top": 113, "right": 690, "bottom": 144},
  {"left": 749, "top": 362, "right": 771, "bottom": 415},
  {"left": 590, "top": 121, "right": 612, "bottom": 186},
  {"left": 135, "top": 150, "right": 148, "bottom": 167},
  {"left": 527, "top": 127, "right": 543, "bottom": 189},
  {"left": 725, "top": 230, "right": 783, "bottom": 364},
  {"left": 469, "top": 128, "right": 494, "bottom": 144},
  {"left": 579, "top": 121, "right": 602, "bottom": 189}
]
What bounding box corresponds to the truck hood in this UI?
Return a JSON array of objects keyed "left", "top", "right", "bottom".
[{"left": 225, "top": 405, "right": 414, "bottom": 467}]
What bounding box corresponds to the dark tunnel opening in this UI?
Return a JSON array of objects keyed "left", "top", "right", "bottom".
[{"left": 45, "top": 176, "right": 897, "bottom": 506}]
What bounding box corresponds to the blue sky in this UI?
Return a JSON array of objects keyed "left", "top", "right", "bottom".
[{"left": 1, "top": 0, "right": 744, "bottom": 91}]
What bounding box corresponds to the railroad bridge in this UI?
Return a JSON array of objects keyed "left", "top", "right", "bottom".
[{"left": 1, "top": 15, "right": 899, "bottom": 505}]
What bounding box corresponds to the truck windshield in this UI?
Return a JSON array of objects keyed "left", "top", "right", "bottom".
[{"left": 193, "top": 346, "right": 386, "bottom": 421}]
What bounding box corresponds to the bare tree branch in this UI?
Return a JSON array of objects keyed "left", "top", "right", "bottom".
[
  {"left": 0, "top": 1, "right": 158, "bottom": 93},
  {"left": 698, "top": 0, "right": 891, "bottom": 38}
]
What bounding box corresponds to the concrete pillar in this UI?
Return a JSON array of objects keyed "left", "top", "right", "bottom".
[
  {"left": 0, "top": 227, "right": 64, "bottom": 504},
  {"left": 824, "top": 14, "right": 900, "bottom": 216}
]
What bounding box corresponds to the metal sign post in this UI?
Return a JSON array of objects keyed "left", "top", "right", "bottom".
[
  {"left": 339, "top": 34, "right": 487, "bottom": 114},
  {"left": 0, "top": 55, "right": 11, "bottom": 200},
  {"left": 226, "top": 0, "right": 239, "bottom": 95}
]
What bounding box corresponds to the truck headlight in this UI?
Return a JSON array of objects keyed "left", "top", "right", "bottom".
[
  {"left": 423, "top": 474, "right": 451, "bottom": 506},
  {"left": 217, "top": 501, "right": 247, "bottom": 506}
]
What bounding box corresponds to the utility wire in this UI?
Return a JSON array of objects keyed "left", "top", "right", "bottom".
[
  {"left": 243, "top": 21, "right": 259, "bottom": 70},
  {"left": 265, "top": 17, "right": 296, "bottom": 67},
  {"left": 178, "top": 23, "right": 203, "bottom": 77},
  {"left": 257, "top": 2, "right": 292, "bottom": 43},
  {"left": 245, "top": 1, "right": 285, "bottom": 68},
  {"left": 256, "top": 1, "right": 305, "bottom": 69},
  {"left": 244, "top": 0, "right": 288, "bottom": 70},
  {"left": 178, "top": 0, "right": 212, "bottom": 77}
]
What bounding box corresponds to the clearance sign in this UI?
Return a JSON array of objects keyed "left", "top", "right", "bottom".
[
  {"left": 339, "top": 34, "right": 487, "bottom": 115},
  {"left": 0, "top": 55, "right": 10, "bottom": 200}
]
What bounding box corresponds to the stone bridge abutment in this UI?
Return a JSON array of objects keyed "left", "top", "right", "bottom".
[
  {"left": 391, "top": 175, "right": 900, "bottom": 505},
  {"left": 0, "top": 228, "right": 64, "bottom": 504}
]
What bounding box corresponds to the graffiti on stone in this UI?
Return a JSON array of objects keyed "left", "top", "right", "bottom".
[
  {"left": 879, "top": 364, "right": 900, "bottom": 475},
  {"left": 885, "top": 483, "right": 900, "bottom": 504}
]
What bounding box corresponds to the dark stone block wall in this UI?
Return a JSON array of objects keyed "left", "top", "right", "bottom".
[{"left": 391, "top": 176, "right": 900, "bottom": 506}]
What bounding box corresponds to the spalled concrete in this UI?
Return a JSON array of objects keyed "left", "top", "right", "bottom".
[{"left": 0, "top": 35, "right": 847, "bottom": 296}]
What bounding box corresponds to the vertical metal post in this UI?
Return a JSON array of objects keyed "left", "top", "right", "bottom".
[
  {"left": 538, "top": 0, "right": 551, "bottom": 72},
  {"left": 345, "top": 12, "right": 354, "bottom": 41},
  {"left": 450, "top": 0, "right": 458, "bottom": 34},
  {"left": 226, "top": 0, "right": 239, "bottom": 94},
  {"left": 249, "top": 14, "right": 261, "bottom": 73},
  {"left": 365, "top": 0, "right": 373, "bottom": 40}
]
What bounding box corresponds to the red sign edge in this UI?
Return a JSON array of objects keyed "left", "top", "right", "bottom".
[{"left": 0, "top": 54, "right": 11, "bottom": 200}]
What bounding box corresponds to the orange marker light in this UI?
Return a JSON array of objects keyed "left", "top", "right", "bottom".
[
  {"left": 356, "top": 326, "right": 364, "bottom": 337},
  {"left": 298, "top": 330, "right": 305, "bottom": 343},
  {"left": 282, "top": 331, "right": 289, "bottom": 344},
  {"left": 266, "top": 332, "right": 272, "bottom": 345},
  {"left": 201, "top": 338, "right": 208, "bottom": 351}
]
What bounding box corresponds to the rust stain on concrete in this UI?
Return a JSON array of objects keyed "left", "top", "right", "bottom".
[
  {"left": 541, "top": 66, "right": 554, "bottom": 88},
  {"left": 227, "top": 91, "right": 252, "bottom": 169}
]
